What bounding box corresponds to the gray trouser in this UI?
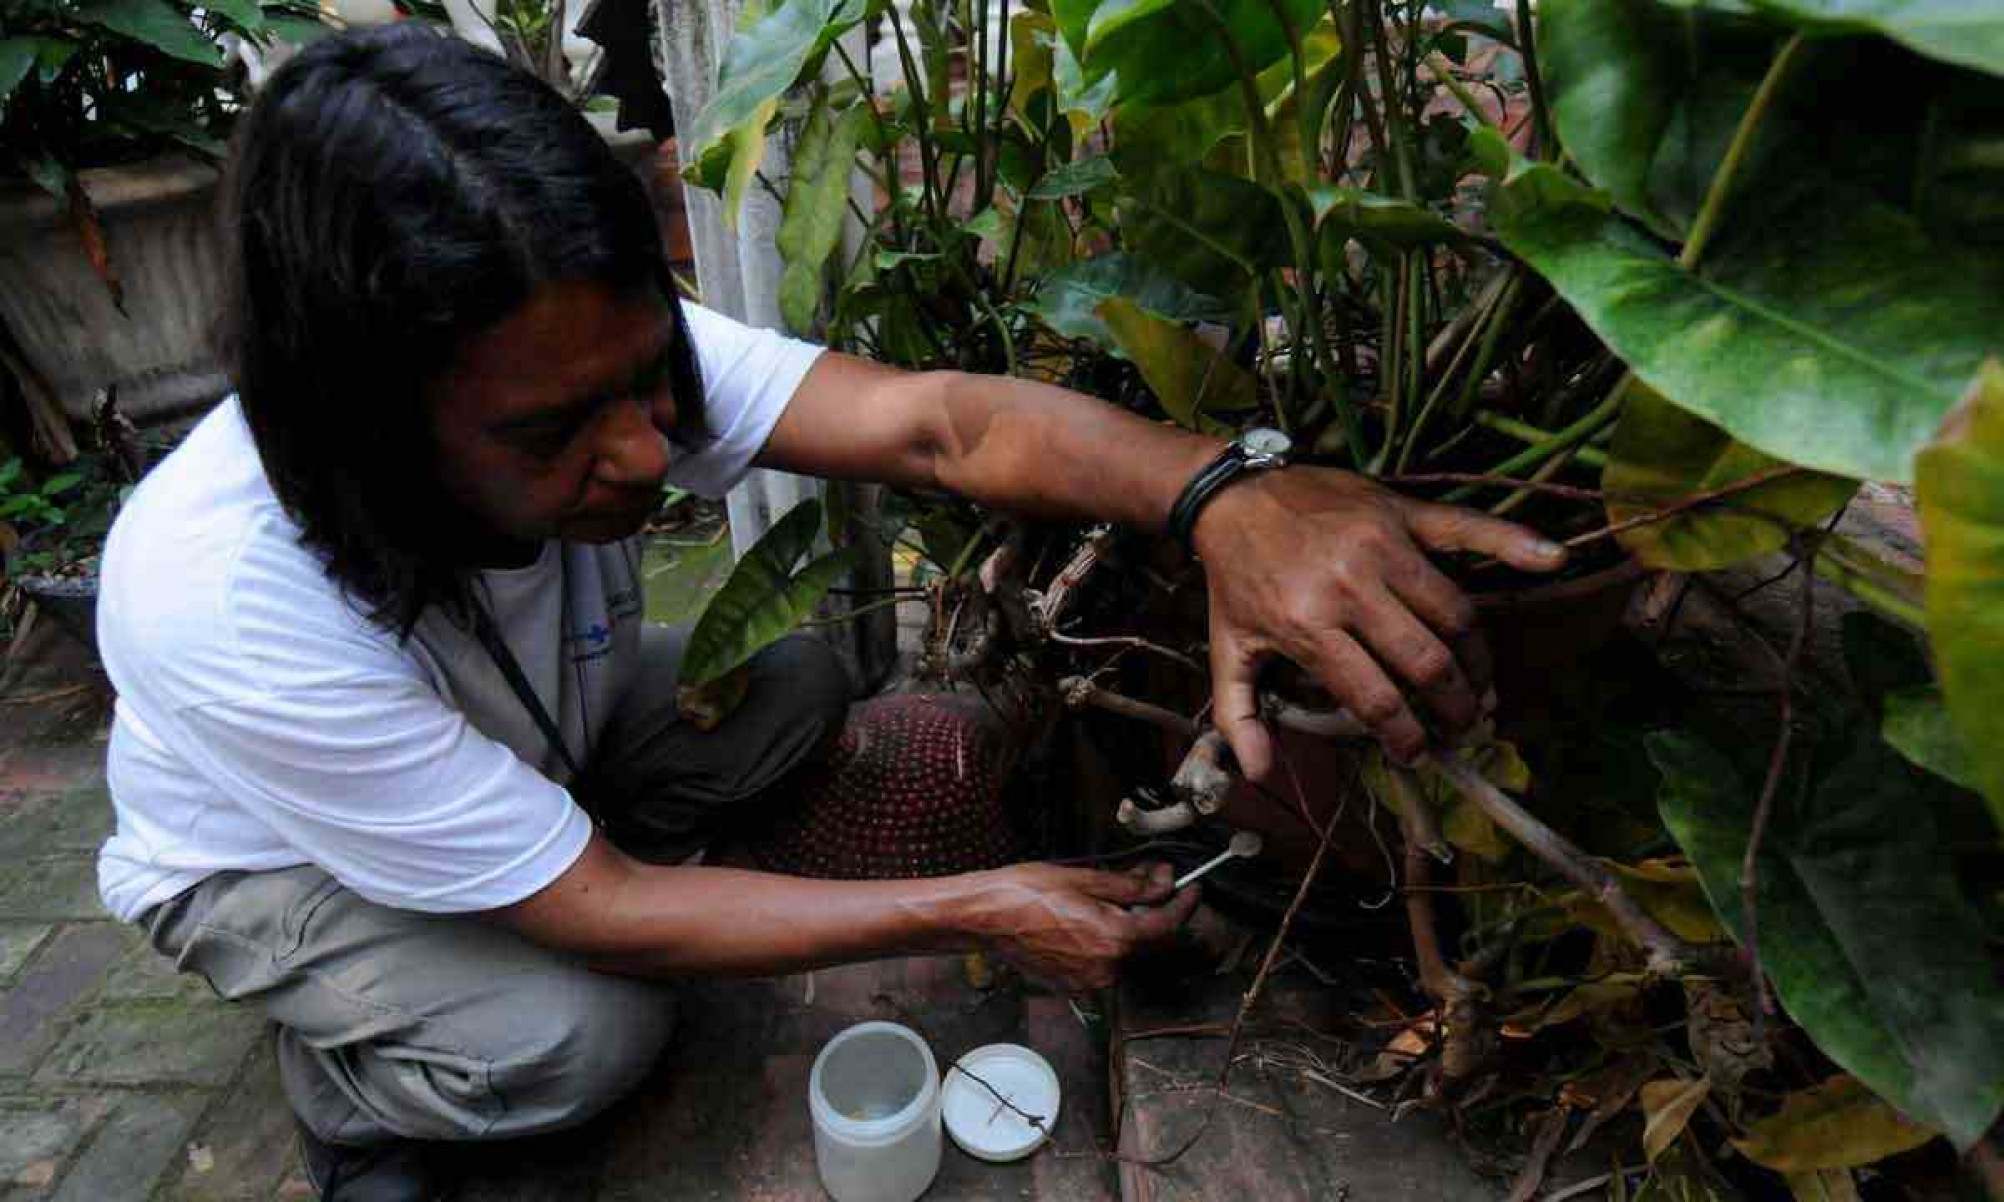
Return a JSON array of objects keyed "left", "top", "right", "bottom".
[{"left": 142, "top": 629, "right": 851, "bottom": 1147}]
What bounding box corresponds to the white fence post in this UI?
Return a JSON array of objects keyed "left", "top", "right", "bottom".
[{"left": 655, "top": 2, "right": 899, "bottom": 689}]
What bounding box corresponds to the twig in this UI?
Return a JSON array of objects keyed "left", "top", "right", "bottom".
[
  {"left": 1543, "top": 1167, "right": 1646, "bottom": 1202},
  {"left": 1431, "top": 757, "right": 1698, "bottom": 976},
  {"left": 1565, "top": 466, "right": 1802, "bottom": 550},
  {"left": 1047, "top": 631, "right": 1205, "bottom": 674},
  {"left": 1741, "top": 542, "right": 1817, "bottom": 1030},
  {"left": 1060, "top": 676, "right": 1199, "bottom": 739},
  {"left": 1391, "top": 769, "right": 1488, "bottom": 1081}
]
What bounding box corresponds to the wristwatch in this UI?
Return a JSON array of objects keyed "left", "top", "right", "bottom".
[{"left": 1167, "top": 426, "right": 1293, "bottom": 555}]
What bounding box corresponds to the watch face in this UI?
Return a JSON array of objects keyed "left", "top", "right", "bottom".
[{"left": 1242, "top": 427, "right": 1293, "bottom": 458}]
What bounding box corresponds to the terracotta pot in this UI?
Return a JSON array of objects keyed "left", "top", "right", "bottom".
[
  {"left": 0, "top": 157, "right": 228, "bottom": 424},
  {"left": 1474, "top": 556, "right": 1649, "bottom": 702}
]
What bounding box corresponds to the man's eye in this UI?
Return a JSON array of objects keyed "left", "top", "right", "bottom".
[{"left": 509, "top": 420, "right": 580, "bottom": 459}]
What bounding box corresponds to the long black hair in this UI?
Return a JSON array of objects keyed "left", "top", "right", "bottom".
[{"left": 221, "top": 23, "right": 703, "bottom": 637}]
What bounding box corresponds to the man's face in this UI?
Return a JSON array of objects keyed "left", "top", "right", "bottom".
[{"left": 431, "top": 279, "right": 681, "bottom": 553}]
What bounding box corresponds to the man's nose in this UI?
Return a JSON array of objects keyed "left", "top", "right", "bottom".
[{"left": 593, "top": 395, "right": 671, "bottom": 486}]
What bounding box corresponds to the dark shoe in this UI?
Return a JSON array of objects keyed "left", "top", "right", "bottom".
[{"left": 296, "top": 1120, "right": 441, "bottom": 1201}]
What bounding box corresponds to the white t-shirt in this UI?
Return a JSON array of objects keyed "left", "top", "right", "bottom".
[{"left": 95, "top": 304, "right": 824, "bottom": 922}]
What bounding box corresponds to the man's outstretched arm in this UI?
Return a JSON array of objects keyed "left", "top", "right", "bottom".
[{"left": 755, "top": 354, "right": 1568, "bottom": 771}]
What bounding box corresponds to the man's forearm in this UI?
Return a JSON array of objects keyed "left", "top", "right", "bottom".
[
  {"left": 503, "top": 843, "right": 1009, "bottom": 979},
  {"left": 924, "top": 371, "right": 1225, "bottom": 530}
]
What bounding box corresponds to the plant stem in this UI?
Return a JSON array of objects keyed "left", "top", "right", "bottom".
[
  {"left": 1472, "top": 411, "right": 1608, "bottom": 469},
  {"left": 1443, "top": 375, "right": 1626, "bottom": 503},
  {"left": 888, "top": 11, "right": 942, "bottom": 223},
  {"left": 1432, "top": 757, "right": 1696, "bottom": 976},
  {"left": 1680, "top": 35, "right": 1804, "bottom": 271},
  {"left": 1513, "top": 0, "right": 1553, "bottom": 158}
]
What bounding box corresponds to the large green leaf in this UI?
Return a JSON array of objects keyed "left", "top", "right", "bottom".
[
  {"left": 1025, "top": 252, "right": 1238, "bottom": 349},
  {"left": 1879, "top": 686, "right": 1981, "bottom": 795},
  {"left": 1915, "top": 359, "right": 2004, "bottom": 826},
  {"left": 1095, "top": 297, "right": 1257, "bottom": 429},
  {"left": 1650, "top": 730, "right": 2004, "bottom": 1149},
  {"left": 1076, "top": 0, "right": 1325, "bottom": 107},
  {"left": 1116, "top": 164, "right": 1288, "bottom": 292},
  {"left": 776, "top": 99, "right": 868, "bottom": 334},
  {"left": 1512, "top": 22, "right": 2004, "bottom": 484},
  {"left": 687, "top": 0, "right": 865, "bottom": 161},
  {"left": 1539, "top": 0, "right": 1775, "bottom": 240},
  {"left": 75, "top": 0, "right": 220, "bottom": 66},
  {"left": 1676, "top": 0, "right": 2004, "bottom": 80},
  {"left": 1486, "top": 148, "right": 2004, "bottom": 484},
  {"left": 678, "top": 499, "right": 856, "bottom": 692},
  {"left": 1601, "top": 381, "right": 1855, "bottom": 570}
]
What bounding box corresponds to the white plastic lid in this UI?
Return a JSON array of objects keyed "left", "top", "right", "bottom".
[{"left": 940, "top": 1043, "right": 1062, "bottom": 1163}]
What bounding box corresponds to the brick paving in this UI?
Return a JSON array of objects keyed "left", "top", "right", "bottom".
[{"left": 0, "top": 728, "right": 1117, "bottom": 1201}]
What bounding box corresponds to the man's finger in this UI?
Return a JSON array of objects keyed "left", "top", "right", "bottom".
[
  {"left": 1406, "top": 500, "right": 1566, "bottom": 573},
  {"left": 1128, "top": 883, "right": 1202, "bottom": 942},
  {"left": 1299, "top": 631, "right": 1428, "bottom": 762},
  {"left": 1209, "top": 629, "right": 1276, "bottom": 782},
  {"left": 1386, "top": 550, "right": 1494, "bottom": 697},
  {"left": 1355, "top": 588, "right": 1481, "bottom": 736}
]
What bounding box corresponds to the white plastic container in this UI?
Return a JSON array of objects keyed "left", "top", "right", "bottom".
[{"left": 808, "top": 1021, "right": 943, "bottom": 1202}]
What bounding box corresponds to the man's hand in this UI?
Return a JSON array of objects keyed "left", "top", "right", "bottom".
[
  {"left": 1195, "top": 468, "right": 1566, "bottom": 775},
  {"left": 958, "top": 862, "right": 1199, "bottom": 992}
]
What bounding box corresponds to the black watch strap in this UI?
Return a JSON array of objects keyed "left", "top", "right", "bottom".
[{"left": 1167, "top": 444, "right": 1253, "bottom": 554}]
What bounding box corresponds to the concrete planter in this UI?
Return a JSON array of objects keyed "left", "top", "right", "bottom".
[{"left": 0, "top": 156, "right": 229, "bottom": 424}]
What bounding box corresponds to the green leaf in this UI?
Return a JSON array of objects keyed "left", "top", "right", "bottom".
[
  {"left": 1026, "top": 153, "right": 1116, "bottom": 200},
  {"left": 678, "top": 499, "right": 856, "bottom": 692},
  {"left": 687, "top": 0, "right": 866, "bottom": 161},
  {"left": 1488, "top": 156, "right": 2004, "bottom": 484},
  {"left": 1515, "top": 22, "right": 2004, "bottom": 485},
  {"left": 1651, "top": 730, "right": 2004, "bottom": 1149},
  {"left": 31, "top": 36, "right": 81, "bottom": 82},
  {"left": 1008, "top": 9, "right": 1057, "bottom": 114},
  {"left": 1732, "top": 1076, "right": 1939, "bottom": 1173},
  {"left": 75, "top": 0, "right": 222, "bottom": 66},
  {"left": 1539, "top": 0, "right": 1775, "bottom": 240},
  {"left": 1700, "top": 0, "right": 2004, "bottom": 80},
  {"left": 1094, "top": 297, "right": 1256, "bottom": 430},
  {"left": 1915, "top": 359, "right": 2004, "bottom": 825},
  {"left": 1880, "top": 686, "right": 1981, "bottom": 794},
  {"left": 1076, "top": 0, "right": 1327, "bottom": 107},
  {"left": 39, "top": 472, "right": 82, "bottom": 497},
  {"left": 776, "top": 99, "right": 868, "bottom": 334},
  {"left": 1025, "top": 252, "right": 1238, "bottom": 349},
  {"left": 1601, "top": 382, "right": 1856, "bottom": 570},
  {"left": 1116, "top": 164, "right": 1288, "bottom": 292},
  {"left": 200, "top": 0, "right": 267, "bottom": 33},
  {"left": 0, "top": 39, "right": 35, "bottom": 104}
]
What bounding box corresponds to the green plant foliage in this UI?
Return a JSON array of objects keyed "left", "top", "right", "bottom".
[
  {"left": 776, "top": 99, "right": 869, "bottom": 334},
  {"left": 1914, "top": 359, "right": 2004, "bottom": 825},
  {"left": 1094, "top": 297, "right": 1256, "bottom": 429},
  {"left": 1056, "top": 0, "right": 1326, "bottom": 107},
  {"left": 677, "top": 499, "right": 856, "bottom": 696},
  {"left": 1668, "top": 0, "right": 2004, "bottom": 79},
  {"left": 1601, "top": 383, "right": 1855, "bottom": 570},
  {"left": 1024, "top": 253, "right": 1237, "bottom": 349},
  {"left": 1115, "top": 164, "right": 1287, "bottom": 293},
  {"left": 1485, "top": 145, "right": 2004, "bottom": 484},
  {"left": 1651, "top": 730, "right": 2004, "bottom": 1150},
  {"left": 1879, "top": 687, "right": 1981, "bottom": 794},
  {"left": 75, "top": 0, "right": 221, "bottom": 66},
  {"left": 685, "top": 0, "right": 867, "bottom": 180},
  {"left": 1026, "top": 153, "right": 1117, "bottom": 199},
  {"left": 1519, "top": 14, "right": 2004, "bottom": 484}
]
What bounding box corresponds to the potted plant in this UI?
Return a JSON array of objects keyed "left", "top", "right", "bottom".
[
  {"left": 685, "top": 0, "right": 2004, "bottom": 1193},
  {"left": 0, "top": 0, "right": 328, "bottom": 433}
]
